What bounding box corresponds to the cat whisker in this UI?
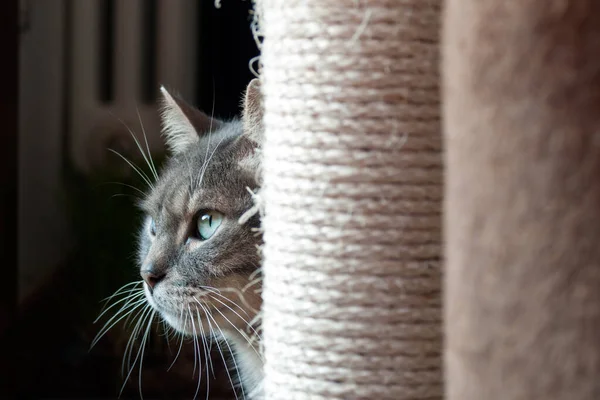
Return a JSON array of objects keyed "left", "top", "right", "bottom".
[
  {"left": 111, "top": 110, "right": 159, "bottom": 183},
  {"left": 123, "top": 298, "right": 151, "bottom": 330},
  {"left": 96, "top": 280, "right": 144, "bottom": 317},
  {"left": 203, "top": 304, "right": 246, "bottom": 400},
  {"left": 137, "top": 309, "right": 155, "bottom": 400},
  {"left": 92, "top": 298, "right": 146, "bottom": 350},
  {"left": 103, "top": 286, "right": 145, "bottom": 302},
  {"left": 198, "top": 285, "right": 221, "bottom": 294},
  {"left": 135, "top": 106, "right": 159, "bottom": 181},
  {"left": 188, "top": 306, "right": 200, "bottom": 378},
  {"left": 166, "top": 307, "right": 186, "bottom": 372},
  {"left": 189, "top": 307, "right": 205, "bottom": 400},
  {"left": 197, "top": 300, "right": 243, "bottom": 400},
  {"left": 160, "top": 319, "right": 173, "bottom": 343},
  {"left": 110, "top": 193, "right": 143, "bottom": 202},
  {"left": 121, "top": 305, "right": 145, "bottom": 378},
  {"left": 159, "top": 321, "right": 175, "bottom": 359},
  {"left": 206, "top": 295, "right": 261, "bottom": 343},
  {"left": 122, "top": 304, "right": 153, "bottom": 379},
  {"left": 195, "top": 308, "right": 213, "bottom": 400},
  {"left": 185, "top": 153, "right": 196, "bottom": 195},
  {"left": 119, "top": 304, "right": 154, "bottom": 398},
  {"left": 100, "top": 280, "right": 143, "bottom": 302},
  {"left": 108, "top": 148, "right": 155, "bottom": 190},
  {"left": 166, "top": 325, "right": 185, "bottom": 372},
  {"left": 194, "top": 300, "right": 216, "bottom": 376},
  {"left": 98, "top": 181, "right": 147, "bottom": 198},
  {"left": 197, "top": 134, "right": 227, "bottom": 189},
  {"left": 197, "top": 129, "right": 212, "bottom": 189},
  {"left": 195, "top": 89, "right": 227, "bottom": 191},
  {"left": 195, "top": 85, "right": 218, "bottom": 189},
  {"left": 218, "top": 286, "right": 261, "bottom": 316},
  {"left": 199, "top": 286, "right": 250, "bottom": 317},
  {"left": 204, "top": 312, "right": 216, "bottom": 378},
  {"left": 91, "top": 295, "right": 146, "bottom": 350},
  {"left": 210, "top": 301, "right": 262, "bottom": 361},
  {"left": 94, "top": 290, "right": 145, "bottom": 324}
]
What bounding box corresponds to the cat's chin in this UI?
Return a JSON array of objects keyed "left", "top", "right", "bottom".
[
  {"left": 152, "top": 301, "right": 215, "bottom": 337},
  {"left": 160, "top": 310, "right": 197, "bottom": 336}
]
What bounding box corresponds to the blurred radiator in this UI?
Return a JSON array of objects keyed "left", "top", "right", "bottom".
[{"left": 69, "top": 0, "right": 199, "bottom": 173}]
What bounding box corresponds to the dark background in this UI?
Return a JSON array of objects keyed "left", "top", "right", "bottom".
[{"left": 2, "top": 0, "right": 259, "bottom": 398}]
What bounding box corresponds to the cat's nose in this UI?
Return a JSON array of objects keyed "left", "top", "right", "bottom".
[{"left": 141, "top": 266, "right": 166, "bottom": 290}]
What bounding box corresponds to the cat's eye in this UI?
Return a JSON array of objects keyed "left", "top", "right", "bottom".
[
  {"left": 196, "top": 211, "right": 223, "bottom": 240},
  {"left": 149, "top": 218, "right": 156, "bottom": 236}
]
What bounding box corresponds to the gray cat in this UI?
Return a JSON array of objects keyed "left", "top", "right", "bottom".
[{"left": 131, "top": 78, "right": 265, "bottom": 399}]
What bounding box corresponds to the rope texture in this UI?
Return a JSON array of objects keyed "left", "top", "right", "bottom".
[{"left": 259, "top": 1, "right": 442, "bottom": 398}]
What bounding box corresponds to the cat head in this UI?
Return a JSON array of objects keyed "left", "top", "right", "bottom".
[{"left": 137, "top": 79, "right": 264, "bottom": 341}]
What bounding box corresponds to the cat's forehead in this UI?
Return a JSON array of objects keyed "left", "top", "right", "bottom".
[
  {"left": 141, "top": 122, "right": 255, "bottom": 217},
  {"left": 143, "top": 156, "right": 229, "bottom": 215}
]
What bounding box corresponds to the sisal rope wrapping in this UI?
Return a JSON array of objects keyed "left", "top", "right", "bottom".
[{"left": 259, "top": 1, "right": 443, "bottom": 398}]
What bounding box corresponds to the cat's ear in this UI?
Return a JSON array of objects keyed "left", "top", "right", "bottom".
[
  {"left": 237, "top": 78, "right": 264, "bottom": 183},
  {"left": 241, "top": 78, "right": 264, "bottom": 145},
  {"left": 159, "top": 86, "right": 222, "bottom": 153}
]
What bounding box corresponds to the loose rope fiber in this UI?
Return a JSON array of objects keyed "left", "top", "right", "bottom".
[{"left": 258, "top": 1, "right": 443, "bottom": 398}]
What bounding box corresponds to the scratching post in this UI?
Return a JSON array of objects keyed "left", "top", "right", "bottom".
[
  {"left": 259, "top": 1, "right": 443, "bottom": 398},
  {"left": 444, "top": 1, "right": 600, "bottom": 399}
]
